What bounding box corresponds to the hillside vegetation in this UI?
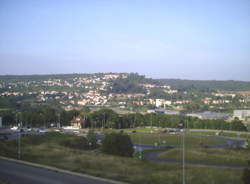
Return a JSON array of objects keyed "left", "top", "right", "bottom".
[{"left": 158, "top": 79, "right": 250, "bottom": 92}]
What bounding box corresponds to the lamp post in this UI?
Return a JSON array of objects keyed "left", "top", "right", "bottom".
[
  {"left": 57, "top": 112, "right": 61, "bottom": 128},
  {"left": 179, "top": 120, "right": 185, "bottom": 184},
  {"left": 17, "top": 112, "right": 22, "bottom": 160},
  {"left": 158, "top": 120, "right": 161, "bottom": 147},
  {"left": 151, "top": 113, "right": 153, "bottom": 133},
  {"left": 18, "top": 121, "right": 21, "bottom": 160}
]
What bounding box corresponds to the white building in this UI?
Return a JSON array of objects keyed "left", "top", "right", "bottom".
[
  {"left": 155, "top": 99, "right": 164, "bottom": 108},
  {"left": 233, "top": 110, "right": 250, "bottom": 120},
  {"left": 155, "top": 99, "right": 172, "bottom": 108}
]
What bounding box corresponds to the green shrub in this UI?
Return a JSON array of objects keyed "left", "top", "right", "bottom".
[
  {"left": 87, "top": 129, "right": 98, "bottom": 149},
  {"left": 59, "top": 136, "right": 89, "bottom": 150},
  {"left": 22, "top": 132, "right": 66, "bottom": 145},
  {"left": 242, "top": 168, "right": 250, "bottom": 184},
  {"left": 133, "top": 151, "right": 144, "bottom": 160},
  {"left": 101, "top": 133, "right": 134, "bottom": 157},
  {"left": 242, "top": 160, "right": 250, "bottom": 184}
]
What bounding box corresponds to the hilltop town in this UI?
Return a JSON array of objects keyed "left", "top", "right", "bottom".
[{"left": 0, "top": 73, "right": 250, "bottom": 122}]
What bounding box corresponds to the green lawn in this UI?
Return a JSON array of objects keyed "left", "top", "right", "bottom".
[
  {"left": 0, "top": 133, "right": 247, "bottom": 184},
  {"left": 101, "top": 128, "right": 250, "bottom": 139},
  {"left": 0, "top": 108, "right": 12, "bottom": 111},
  {"left": 99, "top": 127, "right": 156, "bottom": 133},
  {"left": 187, "top": 131, "right": 217, "bottom": 136},
  {"left": 0, "top": 179, "right": 10, "bottom": 184},
  {"left": 129, "top": 133, "right": 226, "bottom": 146},
  {"left": 187, "top": 131, "right": 250, "bottom": 139},
  {"left": 159, "top": 148, "right": 250, "bottom": 166},
  {"left": 122, "top": 128, "right": 156, "bottom": 132}
]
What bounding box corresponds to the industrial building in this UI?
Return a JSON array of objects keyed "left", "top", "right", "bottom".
[{"left": 233, "top": 110, "right": 250, "bottom": 120}]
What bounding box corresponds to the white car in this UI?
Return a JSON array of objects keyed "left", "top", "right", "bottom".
[
  {"left": 37, "top": 129, "right": 47, "bottom": 133},
  {"left": 11, "top": 126, "right": 18, "bottom": 131}
]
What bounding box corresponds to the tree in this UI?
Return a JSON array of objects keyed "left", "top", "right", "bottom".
[
  {"left": 230, "top": 120, "right": 247, "bottom": 131},
  {"left": 108, "top": 73, "right": 147, "bottom": 94},
  {"left": 242, "top": 161, "right": 250, "bottom": 184},
  {"left": 101, "top": 133, "right": 134, "bottom": 157},
  {"left": 86, "top": 129, "right": 98, "bottom": 149}
]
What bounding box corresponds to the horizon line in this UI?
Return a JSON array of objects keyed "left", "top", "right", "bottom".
[{"left": 0, "top": 72, "right": 250, "bottom": 82}]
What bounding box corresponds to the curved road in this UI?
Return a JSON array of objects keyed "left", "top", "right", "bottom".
[
  {"left": 136, "top": 135, "right": 248, "bottom": 168},
  {"left": 134, "top": 135, "right": 246, "bottom": 151}
]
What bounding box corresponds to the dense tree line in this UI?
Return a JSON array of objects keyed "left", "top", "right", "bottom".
[
  {"left": 108, "top": 73, "right": 147, "bottom": 94},
  {"left": 158, "top": 79, "right": 250, "bottom": 92},
  {"left": 0, "top": 107, "right": 247, "bottom": 132},
  {"left": 108, "top": 73, "right": 162, "bottom": 94}
]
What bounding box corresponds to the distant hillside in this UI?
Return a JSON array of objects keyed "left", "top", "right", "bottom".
[
  {"left": 158, "top": 79, "right": 250, "bottom": 92},
  {"left": 1, "top": 73, "right": 250, "bottom": 92},
  {"left": 0, "top": 73, "right": 103, "bottom": 82}
]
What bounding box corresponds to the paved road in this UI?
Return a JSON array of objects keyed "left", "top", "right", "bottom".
[
  {"left": 134, "top": 135, "right": 245, "bottom": 152},
  {"left": 0, "top": 159, "right": 121, "bottom": 184},
  {"left": 137, "top": 135, "right": 247, "bottom": 168}
]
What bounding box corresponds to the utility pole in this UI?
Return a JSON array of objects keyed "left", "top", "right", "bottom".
[
  {"left": 182, "top": 127, "right": 185, "bottom": 184},
  {"left": 18, "top": 120, "right": 22, "bottom": 160},
  {"left": 58, "top": 113, "right": 61, "bottom": 128},
  {"left": 179, "top": 120, "right": 185, "bottom": 184},
  {"left": 15, "top": 113, "right": 18, "bottom": 127},
  {"left": 158, "top": 120, "right": 161, "bottom": 147},
  {"left": 151, "top": 113, "right": 153, "bottom": 133},
  {"left": 18, "top": 126, "right": 21, "bottom": 160}
]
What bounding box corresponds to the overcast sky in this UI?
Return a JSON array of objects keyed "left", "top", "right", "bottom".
[{"left": 0, "top": 0, "right": 250, "bottom": 80}]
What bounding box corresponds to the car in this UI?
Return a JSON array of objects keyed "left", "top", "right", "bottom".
[
  {"left": 37, "top": 129, "right": 47, "bottom": 133},
  {"left": 11, "top": 126, "right": 18, "bottom": 131}
]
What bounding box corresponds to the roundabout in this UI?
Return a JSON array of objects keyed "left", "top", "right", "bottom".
[{"left": 131, "top": 133, "right": 249, "bottom": 168}]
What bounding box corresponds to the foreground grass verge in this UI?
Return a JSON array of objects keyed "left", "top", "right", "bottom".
[
  {"left": 0, "top": 178, "right": 10, "bottom": 184},
  {"left": 159, "top": 148, "right": 250, "bottom": 166},
  {"left": 0, "top": 133, "right": 246, "bottom": 184}
]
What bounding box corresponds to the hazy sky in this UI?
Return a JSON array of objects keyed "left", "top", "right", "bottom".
[{"left": 0, "top": 0, "right": 250, "bottom": 80}]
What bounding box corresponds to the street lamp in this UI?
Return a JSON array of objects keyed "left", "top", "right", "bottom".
[
  {"left": 179, "top": 120, "right": 185, "bottom": 184},
  {"left": 158, "top": 120, "right": 161, "bottom": 147},
  {"left": 16, "top": 112, "right": 22, "bottom": 160},
  {"left": 18, "top": 121, "right": 22, "bottom": 160}
]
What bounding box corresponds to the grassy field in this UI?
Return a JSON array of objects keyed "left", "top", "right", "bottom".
[
  {"left": 0, "top": 108, "right": 13, "bottom": 111},
  {"left": 101, "top": 127, "right": 250, "bottom": 139},
  {"left": 99, "top": 127, "right": 155, "bottom": 133},
  {"left": 187, "top": 131, "right": 250, "bottom": 139},
  {"left": 0, "top": 133, "right": 247, "bottom": 184},
  {"left": 129, "top": 133, "right": 226, "bottom": 146},
  {"left": 159, "top": 148, "right": 250, "bottom": 166},
  {"left": 0, "top": 179, "right": 10, "bottom": 184}
]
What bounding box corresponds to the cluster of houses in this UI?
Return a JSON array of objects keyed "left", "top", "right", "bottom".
[{"left": 1, "top": 73, "right": 250, "bottom": 112}]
